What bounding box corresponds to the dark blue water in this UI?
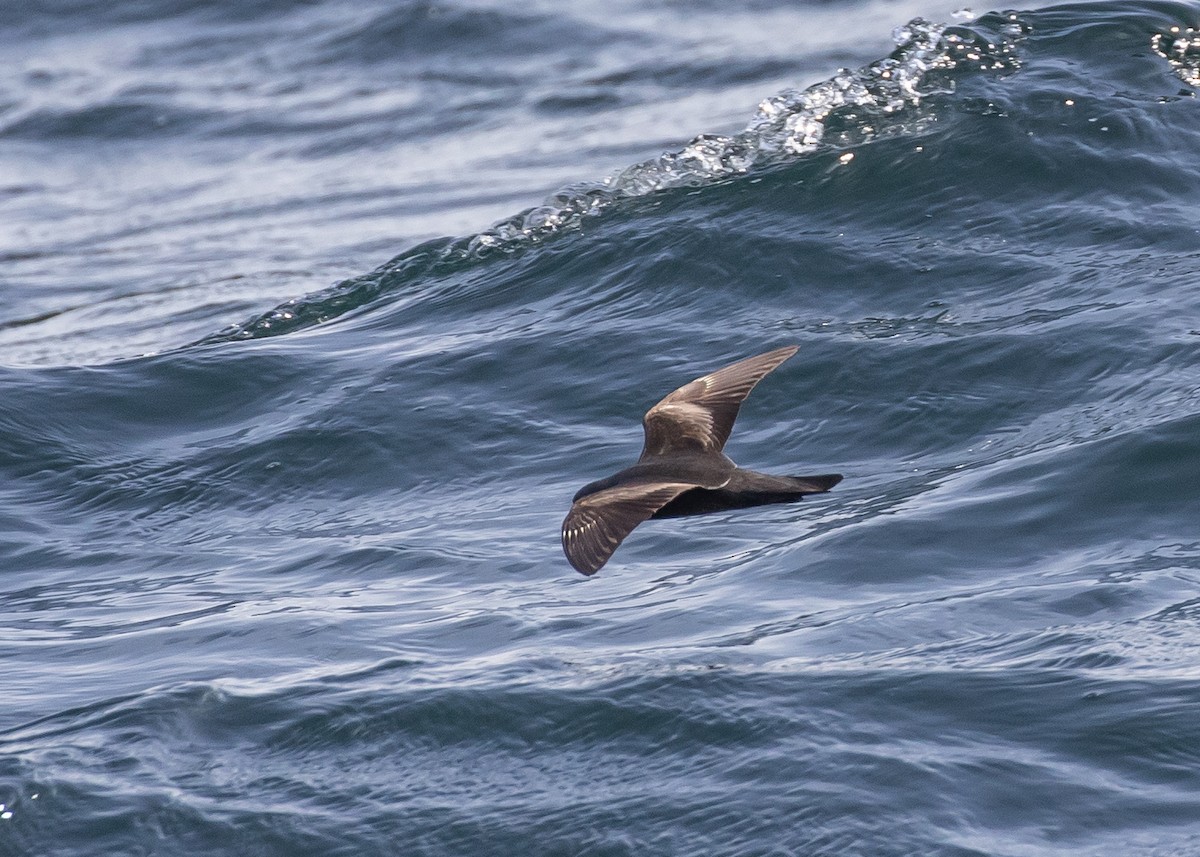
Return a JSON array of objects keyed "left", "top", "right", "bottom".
[{"left": 3, "top": 1, "right": 1200, "bottom": 854}]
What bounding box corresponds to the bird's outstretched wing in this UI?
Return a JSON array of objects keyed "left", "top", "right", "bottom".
[
  {"left": 562, "top": 482, "right": 694, "bottom": 575},
  {"left": 639, "top": 345, "right": 799, "bottom": 460}
]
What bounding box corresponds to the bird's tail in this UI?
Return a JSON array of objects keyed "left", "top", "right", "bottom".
[
  {"left": 650, "top": 470, "right": 841, "bottom": 519},
  {"left": 784, "top": 473, "right": 843, "bottom": 493}
]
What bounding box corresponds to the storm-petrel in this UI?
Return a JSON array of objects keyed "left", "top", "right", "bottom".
[{"left": 562, "top": 345, "right": 842, "bottom": 575}]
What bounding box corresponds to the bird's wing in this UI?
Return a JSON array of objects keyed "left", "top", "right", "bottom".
[
  {"left": 639, "top": 345, "right": 799, "bottom": 460},
  {"left": 562, "top": 482, "right": 694, "bottom": 576}
]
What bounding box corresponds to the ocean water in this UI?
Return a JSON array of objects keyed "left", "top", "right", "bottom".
[{"left": 3, "top": 0, "right": 1200, "bottom": 854}]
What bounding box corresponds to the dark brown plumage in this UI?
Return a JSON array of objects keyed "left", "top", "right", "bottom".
[{"left": 562, "top": 346, "right": 842, "bottom": 575}]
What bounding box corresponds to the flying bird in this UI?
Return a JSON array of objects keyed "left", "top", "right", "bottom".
[{"left": 562, "top": 345, "right": 842, "bottom": 575}]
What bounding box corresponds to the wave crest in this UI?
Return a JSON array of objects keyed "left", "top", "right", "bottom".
[
  {"left": 1153, "top": 25, "right": 1200, "bottom": 88},
  {"left": 199, "top": 12, "right": 1027, "bottom": 346}
]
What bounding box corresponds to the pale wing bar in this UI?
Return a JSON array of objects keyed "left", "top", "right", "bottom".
[{"left": 640, "top": 345, "right": 799, "bottom": 459}]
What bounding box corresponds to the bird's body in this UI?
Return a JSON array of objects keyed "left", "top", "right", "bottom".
[{"left": 562, "top": 345, "right": 841, "bottom": 575}]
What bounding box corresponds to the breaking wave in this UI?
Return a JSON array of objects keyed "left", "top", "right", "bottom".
[{"left": 198, "top": 12, "right": 1027, "bottom": 345}]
